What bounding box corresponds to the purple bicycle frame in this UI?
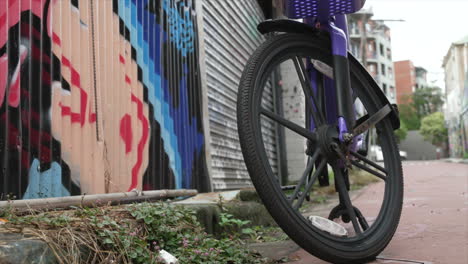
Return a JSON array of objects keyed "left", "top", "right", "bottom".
[
  {"left": 284, "top": 0, "right": 366, "bottom": 146},
  {"left": 308, "top": 14, "right": 356, "bottom": 145},
  {"left": 305, "top": 14, "right": 349, "bottom": 127}
]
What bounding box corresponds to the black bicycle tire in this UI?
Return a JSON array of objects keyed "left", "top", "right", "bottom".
[{"left": 237, "top": 33, "right": 403, "bottom": 264}]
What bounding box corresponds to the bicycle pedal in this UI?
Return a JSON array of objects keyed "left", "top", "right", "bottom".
[{"left": 308, "top": 216, "right": 348, "bottom": 237}]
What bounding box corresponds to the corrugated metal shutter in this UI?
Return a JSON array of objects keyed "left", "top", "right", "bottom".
[{"left": 201, "top": 0, "right": 279, "bottom": 190}]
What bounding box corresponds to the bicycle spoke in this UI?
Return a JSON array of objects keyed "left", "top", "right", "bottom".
[
  {"left": 350, "top": 151, "right": 387, "bottom": 181},
  {"left": 350, "top": 160, "right": 386, "bottom": 181},
  {"left": 299, "top": 59, "right": 327, "bottom": 125},
  {"left": 334, "top": 166, "right": 362, "bottom": 234},
  {"left": 260, "top": 108, "right": 317, "bottom": 142},
  {"left": 293, "top": 158, "right": 327, "bottom": 210},
  {"left": 292, "top": 57, "right": 325, "bottom": 126},
  {"left": 288, "top": 150, "right": 321, "bottom": 202},
  {"left": 355, "top": 207, "right": 370, "bottom": 231},
  {"left": 353, "top": 104, "right": 392, "bottom": 136},
  {"left": 316, "top": 73, "right": 326, "bottom": 116}
]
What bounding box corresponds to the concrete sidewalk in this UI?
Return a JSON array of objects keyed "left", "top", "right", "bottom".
[{"left": 281, "top": 160, "right": 467, "bottom": 264}]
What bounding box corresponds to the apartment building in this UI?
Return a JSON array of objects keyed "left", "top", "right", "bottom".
[
  {"left": 394, "top": 60, "right": 416, "bottom": 104},
  {"left": 347, "top": 8, "right": 396, "bottom": 104},
  {"left": 393, "top": 60, "right": 429, "bottom": 104},
  {"left": 415, "top": 67, "right": 428, "bottom": 89},
  {"left": 442, "top": 35, "right": 468, "bottom": 158}
]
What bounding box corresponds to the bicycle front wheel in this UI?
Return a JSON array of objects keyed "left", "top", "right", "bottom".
[{"left": 237, "top": 33, "right": 403, "bottom": 263}]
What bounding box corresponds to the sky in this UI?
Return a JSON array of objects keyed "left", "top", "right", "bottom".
[{"left": 363, "top": 0, "right": 468, "bottom": 90}]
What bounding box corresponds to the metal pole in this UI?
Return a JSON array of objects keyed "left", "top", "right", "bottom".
[{"left": 0, "top": 189, "right": 198, "bottom": 212}]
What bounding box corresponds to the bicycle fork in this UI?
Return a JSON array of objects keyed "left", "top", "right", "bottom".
[
  {"left": 305, "top": 15, "right": 356, "bottom": 191},
  {"left": 306, "top": 15, "right": 355, "bottom": 143},
  {"left": 326, "top": 15, "right": 355, "bottom": 142}
]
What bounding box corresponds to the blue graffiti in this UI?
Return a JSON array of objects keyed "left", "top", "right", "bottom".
[
  {"left": 23, "top": 159, "right": 71, "bottom": 199},
  {"left": 119, "top": 0, "right": 203, "bottom": 188},
  {"left": 162, "top": 0, "right": 195, "bottom": 57}
]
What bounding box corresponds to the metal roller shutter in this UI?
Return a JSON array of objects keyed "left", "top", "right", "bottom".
[{"left": 200, "top": 0, "right": 279, "bottom": 190}]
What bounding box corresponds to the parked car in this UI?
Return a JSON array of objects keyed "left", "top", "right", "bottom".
[
  {"left": 369, "top": 145, "right": 384, "bottom": 161},
  {"left": 399, "top": 150, "right": 408, "bottom": 160},
  {"left": 369, "top": 145, "right": 407, "bottom": 161}
]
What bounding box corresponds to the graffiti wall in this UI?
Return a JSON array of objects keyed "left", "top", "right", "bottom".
[{"left": 0, "top": 0, "right": 209, "bottom": 200}]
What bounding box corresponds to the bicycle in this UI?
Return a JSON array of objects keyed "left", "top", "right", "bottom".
[{"left": 237, "top": 0, "right": 403, "bottom": 263}]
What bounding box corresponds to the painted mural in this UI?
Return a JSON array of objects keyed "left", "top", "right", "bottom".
[{"left": 0, "top": 0, "right": 209, "bottom": 200}]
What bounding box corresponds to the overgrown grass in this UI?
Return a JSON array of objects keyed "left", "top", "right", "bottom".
[
  {"left": 242, "top": 226, "right": 289, "bottom": 243},
  {"left": 286, "top": 167, "right": 380, "bottom": 204},
  {"left": 0, "top": 203, "right": 268, "bottom": 264},
  {"left": 349, "top": 169, "right": 380, "bottom": 189}
]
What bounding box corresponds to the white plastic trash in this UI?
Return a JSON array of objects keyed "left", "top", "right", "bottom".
[
  {"left": 159, "top": 249, "right": 179, "bottom": 264},
  {"left": 308, "top": 215, "right": 348, "bottom": 237}
]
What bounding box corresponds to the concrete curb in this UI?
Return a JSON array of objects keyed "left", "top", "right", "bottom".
[
  {"left": 443, "top": 158, "right": 468, "bottom": 164},
  {"left": 175, "top": 189, "right": 276, "bottom": 234},
  {"left": 0, "top": 233, "right": 57, "bottom": 264},
  {"left": 248, "top": 240, "right": 300, "bottom": 262}
]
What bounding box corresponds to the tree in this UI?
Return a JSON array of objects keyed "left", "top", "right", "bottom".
[
  {"left": 419, "top": 112, "right": 448, "bottom": 146},
  {"left": 398, "top": 86, "right": 444, "bottom": 131},
  {"left": 398, "top": 104, "right": 421, "bottom": 130},
  {"left": 394, "top": 120, "right": 408, "bottom": 143},
  {"left": 412, "top": 86, "right": 444, "bottom": 118}
]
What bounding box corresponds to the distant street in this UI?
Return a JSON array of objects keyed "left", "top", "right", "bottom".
[{"left": 286, "top": 161, "right": 468, "bottom": 264}]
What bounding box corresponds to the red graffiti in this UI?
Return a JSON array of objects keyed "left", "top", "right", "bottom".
[
  {"left": 21, "top": 23, "right": 42, "bottom": 43},
  {"left": 55, "top": 41, "right": 95, "bottom": 126},
  {"left": 0, "top": 55, "right": 7, "bottom": 106},
  {"left": 2, "top": 108, "right": 54, "bottom": 166},
  {"left": 0, "top": 0, "right": 83, "bottom": 197},
  {"left": 59, "top": 59, "right": 85, "bottom": 123},
  {"left": 128, "top": 93, "right": 149, "bottom": 191},
  {"left": 42, "top": 70, "right": 51, "bottom": 86},
  {"left": 54, "top": 32, "right": 97, "bottom": 126},
  {"left": 89, "top": 112, "right": 97, "bottom": 123},
  {"left": 119, "top": 53, "right": 149, "bottom": 191},
  {"left": 125, "top": 75, "right": 132, "bottom": 85},
  {"left": 0, "top": 45, "right": 28, "bottom": 108},
  {"left": 0, "top": 0, "right": 46, "bottom": 48},
  {"left": 52, "top": 32, "right": 61, "bottom": 46},
  {"left": 120, "top": 114, "right": 133, "bottom": 154}
]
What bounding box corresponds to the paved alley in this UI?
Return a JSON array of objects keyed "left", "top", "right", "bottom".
[{"left": 286, "top": 161, "right": 468, "bottom": 264}]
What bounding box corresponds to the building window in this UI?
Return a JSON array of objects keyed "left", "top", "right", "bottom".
[
  {"left": 381, "top": 64, "right": 386, "bottom": 76},
  {"left": 351, "top": 21, "right": 359, "bottom": 35},
  {"left": 351, "top": 42, "right": 359, "bottom": 57},
  {"left": 383, "top": 83, "right": 387, "bottom": 95},
  {"left": 379, "top": 44, "right": 384, "bottom": 56},
  {"left": 388, "top": 67, "right": 393, "bottom": 79},
  {"left": 368, "top": 63, "right": 377, "bottom": 76},
  {"left": 367, "top": 41, "right": 376, "bottom": 59}
]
